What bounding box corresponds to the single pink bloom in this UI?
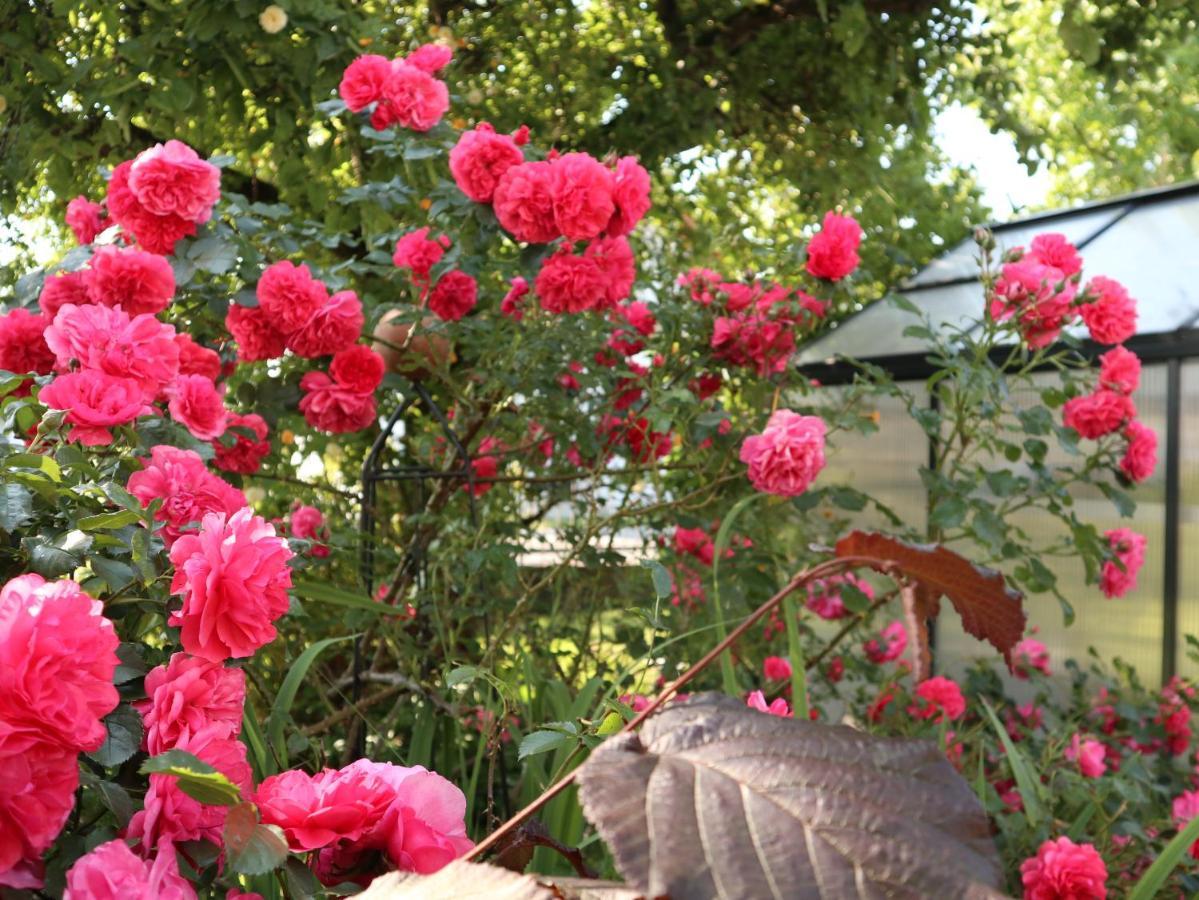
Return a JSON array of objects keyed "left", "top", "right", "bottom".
[
  {"left": 908, "top": 676, "right": 967, "bottom": 723},
  {"left": 64, "top": 839, "right": 196, "bottom": 900},
  {"left": 739, "top": 409, "right": 826, "bottom": 497},
  {"left": 38, "top": 371, "right": 152, "bottom": 446},
  {"left": 226, "top": 303, "right": 286, "bottom": 362},
  {"left": 1019, "top": 836, "right": 1107, "bottom": 900},
  {"left": 167, "top": 374, "right": 228, "bottom": 441},
  {"left": 449, "top": 122, "right": 524, "bottom": 203},
  {"left": 864, "top": 621, "right": 907, "bottom": 664},
  {"left": 128, "top": 445, "right": 246, "bottom": 546},
  {"left": 86, "top": 245, "right": 175, "bottom": 316},
  {"left": 746, "top": 690, "right": 791, "bottom": 718},
  {"left": 550, "top": 152, "right": 615, "bottom": 242},
  {"left": 428, "top": 270, "right": 478, "bottom": 322},
  {"left": 763, "top": 656, "right": 792, "bottom": 681},
  {"left": 805, "top": 211, "right": 862, "bottom": 280},
  {"left": 1120, "top": 421, "right": 1157, "bottom": 483},
  {"left": 65, "top": 195, "right": 107, "bottom": 245},
  {"left": 1063, "top": 389, "right": 1135, "bottom": 439},
  {"left": 606, "top": 155, "right": 651, "bottom": 237},
  {"left": 1100, "top": 528, "right": 1146, "bottom": 598},
  {"left": 1065, "top": 734, "right": 1107, "bottom": 778},
  {"left": 287, "top": 290, "right": 365, "bottom": 359},
  {"left": 135, "top": 652, "right": 245, "bottom": 754},
  {"left": 128, "top": 140, "right": 221, "bottom": 223},
  {"left": 1080, "top": 276, "right": 1137, "bottom": 345}
]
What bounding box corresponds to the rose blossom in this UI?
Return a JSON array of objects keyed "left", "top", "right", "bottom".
[
  {"left": 106, "top": 159, "right": 197, "bottom": 255},
  {"left": 135, "top": 653, "right": 245, "bottom": 754},
  {"left": 908, "top": 676, "right": 966, "bottom": 722},
  {"left": 287, "top": 290, "right": 365, "bottom": 358},
  {"left": 167, "top": 374, "right": 228, "bottom": 441},
  {"left": 213, "top": 412, "right": 271, "bottom": 474},
  {"left": 1080, "top": 275, "right": 1137, "bottom": 345},
  {"left": 65, "top": 195, "right": 107, "bottom": 244},
  {"left": 606, "top": 155, "right": 651, "bottom": 236},
  {"left": 45, "top": 302, "right": 180, "bottom": 398},
  {"left": 38, "top": 270, "right": 93, "bottom": 318},
  {"left": 494, "top": 160, "right": 559, "bottom": 243},
  {"left": 255, "top": 767, "right": 394, "bottom": 852},
  {"left": 449, "top": 122, "right": 524, "bottom": 202},
  {"left": 806, "top": 573, "right": 873, "bottom": 621},
  {"left": 85, "top": 245, "right": 175, "bottom": 315},
  {"left": 226, "top": 304, "right": 287, "bottom": 362},
  {"left": 1062, "top": 389, "right": 1135, "bottom": 439},
  {"left": 990, "top": 258, "right": 1076, "bottom": 348},
  {"left": 0, "top": 309, "right": 55, "bottom": 376},
  {"left": 864, "top": 621, "right": 907, "bottom": 664},
  {"left": 585, "top": 235, "right": 636, "bottom": 307},
  {"left": 127, "top": 445, "right": 247, "bottom": 545},
  {"left": 763, "top": 656, "right": 792, "bottom": 681},
  {"left": 374, "top": 62, "right": 449, "bottom": 132},
  {"left": 427, "top": 270, "right": 478, "bottom": 322},
  {"left": 1097, "top": 345, "right": 1140, "bottom": 395},
  {"left": 256, "top": 260, "right": 328, "bottom": 336},
  {"left": 747, "top": 690, "right": 791, "bottom": 718},
  {"left": 338, "top": 54, "right": 392, "bottom": 111},
  {"left": 739, "top": 409, "right": 826, "bottom": 497},
  {"left": 1027, "top": 232, "right": 1082, "bottom": 276},
  {"left": 1173, "top": 789, "right": 1199, "bottom": 860},
  {"left": 0, "top": 574, "right": 119, "bottom": 752},
  {"left": 1065, "top": 734, "right": 1107, "bottom": 778},
  {"left": 330, "top": 345, "right": 386, "bottom": 393},
  {"left": 64, "top": 838, "right": 196, "bottom": 900},
  {"left": 1012, "top": 637, "right": 1051, "bottom": 678},
  {"left": 404, "top": 43, "right": 453, "bottom": 74},
  {"left": 500, "top": 276, "right": 529, "bottom": 320},
  {"left": 175, "top": 334, "right": 222, "bottom": 380},
  {"left": 169, "top": 508, "right": 294, "bottom": 662},
  {"left": 1120, "top": 420, "right": 1157, "bottom": 483},
  {"left": 38, "top": 372, "right": 153, "bottom": 445},
  {"left": 535, "top": 248, "right": 607, "bottom": 314},
  {"left": 392, "top": 228, "right": 450, "bottom": 282},
  {"left": 805, "top": 212, "right": 862, "bottom": 280},
  {"left": 1019, "top": 837, "right": 1107, "bottom": 900},
  {"left": 300, "top": 370, "right": 378, "bottom": 433},
  {"left": 1100, "top": 527, "right": 1146, "bottom": 599},
  {"left": 550, "top": 152, "right": 615, "bottom": 241},
  {"left": 674, "top": 526, "right": 715, "bottom": 566},
  {"left": 128, "top": 140, "right": 221, "bottom": 223},
  {"left": 0, "top": 724, "right": 79, "bottom": 889}
]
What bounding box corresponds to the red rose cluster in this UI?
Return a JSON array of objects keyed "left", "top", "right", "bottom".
[{"left": 338, "top": 43, "right": 453, "bottom": 132}]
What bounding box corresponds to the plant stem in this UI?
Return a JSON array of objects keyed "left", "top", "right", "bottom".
[{"left": 782, "top": 591, "right": 808, "bottom": 719}]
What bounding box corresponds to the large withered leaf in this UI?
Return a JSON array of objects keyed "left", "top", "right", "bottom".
[
  {"left": 835, "top": 530, "right": 1026, "bottom": 669},
  {"left": 357, "top": 860, "right": 639, "bottom": 899},
  {"left": 576, "top": 694, "right": 1007, "bottom": 900}
]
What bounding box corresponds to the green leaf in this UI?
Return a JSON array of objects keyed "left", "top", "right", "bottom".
[
  {"left": 826, "top": 485, "right": 868, "bottom": 512},
  {"left": 87, "top": 705, "right": 144, "bottom": 767},
  {"left": 284, "top": 856, "right": 325, "bottom": 899},
  {"left": 640, "top": 559, "right": 673, "bottom": 600},
  {"left": 187, "top": 236, "right": 238, "bottom": 274},
  {"left": 0, "top": 483, "right": 33, "bottom": 531},
  {"left": 267, "top": 635, "right": 353, "bottom": 770},
  {"left": 77, "top": 509, "right": 141, "bottom": 531},
  {"left": 224, "top": 802, "right": 289, "bottom": 876},
  {"left": 518, "top": 727, "right": 578, "bottom": 761},
  {"left": 291, "top": 580, "right": 392, "bottom": 614},
  {"left": 980, "top": 699, "right": 1044, "bottom": 829},
  {"left": 929, "top": 495, "right": 966, "bottom": 530},
  {"left": 28, "top": 530, "right": 93, "bottom": 577},
  {"left": 112, "top": 643, "right": 148, "bottom": 684},
  {"left": 5, "top": 452, "right": 62, "bottom": 481},
  {"left": 140, "top": 750, "right": 243, "bottom": 806},
  {"left": 447, "top": 665, "right": 480, "bottom": 688},
  {"left": 1128, "top": 811, "right": 1199, "bottom": 900},
  {"left": 90, "top": 557, "right": 137, "bottom": 593},
  {"left": 712, "top": 493, "right": 760, "bottom": 697}
]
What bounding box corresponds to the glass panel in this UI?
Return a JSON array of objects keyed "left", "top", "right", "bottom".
[
  {"left": 937, "top": 365, "right": 1168, "bottom": 685},
  {"left": 1175, "top": 362, "right": 1199, "bottom": 677},
  {"left": 906, "top": 205, "right": 1129, "bottom": 288}
]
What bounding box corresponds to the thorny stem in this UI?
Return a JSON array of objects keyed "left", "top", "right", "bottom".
[{"left": 465, "top": 553, "right": 892, "bottom": 862}]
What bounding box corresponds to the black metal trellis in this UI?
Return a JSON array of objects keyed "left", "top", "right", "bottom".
[{"left": 351, "top": 379, "right": 477, "bottom": 759}]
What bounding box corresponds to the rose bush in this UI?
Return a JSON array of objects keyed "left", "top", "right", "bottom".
[{"left": 0, "top": 33, "right": 1190, "bottom": 900}]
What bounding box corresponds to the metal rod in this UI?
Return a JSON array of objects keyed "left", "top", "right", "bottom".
[{"left": 1162, "top": 357, "right": 1182, "bottom": 682}]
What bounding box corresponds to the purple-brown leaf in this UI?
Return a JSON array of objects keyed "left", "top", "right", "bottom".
[{"left": 576, "top": 694, "right": 1006, "bottom": 900}]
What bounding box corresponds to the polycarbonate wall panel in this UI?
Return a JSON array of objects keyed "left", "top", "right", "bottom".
[
  {"left": 937, "top": 365, "right": 1168, "bottom": 685},
  {"left": 1174, "top": 362, "right": 1199, "bottom": 677}
]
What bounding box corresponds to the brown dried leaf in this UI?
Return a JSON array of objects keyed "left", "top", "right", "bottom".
[
  {"left": 900, "top": 581, "right": 939, "bottom": 682},
  {"left": 836, "top": 530, "right": 1026, "bottom": 669},
  {"left": 576, "top": 694, "right": 1007, "bottom": 900}
]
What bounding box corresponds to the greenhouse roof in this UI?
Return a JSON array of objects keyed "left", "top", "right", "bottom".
[{"left": 796, "top": 180, "right": 1199, "bottom": 382}]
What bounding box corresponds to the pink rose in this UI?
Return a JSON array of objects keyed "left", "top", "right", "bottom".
[
  {"left": 1012, "top": 638, "right": 1051, "bottom": 678},
  {"left": 907, "top": 675, "right": 966, "bottom": 723},
  {"left": 65, "top": 195, "right": 107, "bottom": 245},
  {"left": 739, "top": 409, "right": 826, "bottom": 496},
  {"left": 38, "top": 270, "right": 93, "bottom": 318},
  {"left": 1097, "top": 345, "right": 1139, "bottom": 395},
  {"left": 38, "top": 372, "right": 153, "bottom": 445},
  {"left": 673, "top": 526, "right": 714, "bottom": 566},
  {"left": 393, "top": 228, "right": 450, "bottom": 281},
  {"left": 500, "top": 276, "right": 529, "bottom": 320},
  {"left": 805, "top": 212, "right": 862, "bottom": 280},
  {"left": 584, "top": 235, "right": 636, "bottom": 308},
  {"left": 620, "top": 300, "right": 656, "bottom": 336},
  {"left": 0, "top": 724, "right": 80, "bottom": 887},
  {"left": 135, "top": 653, "right": 245, "bottom": 754},
  {"left": 106, "top": 159, "right": 197, "bottom": 255},
  {"left": 0, "top": 574, "right": 119, "bottom": 752},
  {"left": 128, "top": 140, "right": 221, "bottom": 223},
  {"left": 449, "top": 122, "right": 524, "bottom": 203},
  {"left": 1027, "top": 232, "right": 1082, "bottom": 276},
  {"left": 287, "top": 290, "right": 365, "bottom": 358},
  {"left": 381, "top": 769, "right": 474, "bottom": 874},
  {"left": 1120, "top": 420, "right": 1157, "bottom": 483},
  {"left": 806, "top": 573, "right": 873, "bottom": 621},
  {"left": 255, "top": 767, "right": 393, "bottom": 852},
  {"left": 374, "top": 63, "right": 449, "bottom": 132},
  {"left": 1080, "top": 275, "right": 1137, "bottom": 345},
  {"left": 1173, "top": 789, "right": 1199, "bottom": 860},
  {"left": 550, "top": 152, "right": 615, "bottom": 242},
  {"left": 1065, "top": 734, "right": 1107, "bottom": 778},
  {"left": 864, "top": 621, "right": 907, "bottom": 664},
  {"left": 167, "top": 374, "right": 228, "bottom": 441},
  {"left": 330, "top": 344, "right": 385, "bottom": 393},
  {"left": 493, "top": 161, "right": 559, "bottom": 243},
  {"left": 175, "top": 334, "right": 222, "bottom": 380},
  {"left": 64, "top": 839, "right": 196, "bottom": 900},
  {"left": 1062, "top": 389, "right": 1135, "bottom": 439},
  {"left": 338, "top": 54, "right": 392, "bottom": 111},
  {"left": 168, "top": 508, "right": 294, "bottom": 661},
  {"left": 290, "top": 505, "right": 325, "bottom": 541},
  {"left": 428, "top": 270, "right": 478, "bottom": 322},
  {"left": 991, "top": 258, "right": 1076, "bottom": 348},
  {"left": 0, "top": 309, "right": 55, "bottom": 376},
  {"left": 86, "top": 245, "right": 175, "bottom": 315},
  {"left": 606, "top": 155, "right": 651, "bottom": 236},
  {"left": 404, "top": 43, "right": 453, "bottom": 74},
  {"left": 226, "top": 303, "right": 287, "bottom": 362},
  {"left": 1019, "top": 837, "right": 1107, "bottom": 900},
  {"left": 747, "top": 690, "right": 791, "bottom": 718},
  {"left": 300, "top": 371, "right": 378, "bottom": 434},
  {"left": 127, "top": 445, "right": 247, "bottom": 545},
  {"left": 214, "top": 412, "right": 271, "bottom": 474},
  {"left": 535, "top": 248, "right": 607, "bottom": 314},
  {"left": 763, "top": 656, "right": 792, "bottom": 681},
  {"left": 45, "top": 302, "right": 180, "bottom": 398},
  {"left": 711, "top": 311, "right": 796, "bottom": 376},
  {"left": 257, "top": 260, "right": 328, "bottom": 336},
  {"left": 1100, "top": 527, "right": 1146, "bottom": 599}
]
